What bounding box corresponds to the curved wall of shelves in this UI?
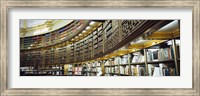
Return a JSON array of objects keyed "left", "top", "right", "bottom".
[
  {"left": 20, "top": 20, "right": 180, "bottom": 76},
  {"left": 20, "top": 20, "right": 90, "bottom": 50}
]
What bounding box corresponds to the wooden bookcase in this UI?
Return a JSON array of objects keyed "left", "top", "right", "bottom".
[{"left": 20, "top": 20, "right": 180, "bottom": 76}]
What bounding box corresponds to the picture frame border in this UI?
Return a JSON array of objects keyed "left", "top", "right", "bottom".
[{"left": 0, "top": 0, "right": 199, "bottom": 95}]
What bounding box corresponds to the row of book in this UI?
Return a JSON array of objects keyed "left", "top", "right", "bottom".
[
  {"left": 105, "top": 63, "right": 176, "bottom": 76},
  {"left": 147, "top": 46, "right": 174, "bottom": 62},
  {"left": 21, "top": 20, "right": 87, "bottom": 49},
  {"left": 20, "top": 65, "right": 65, "bottom": 76},
  {"left": 64, "top": 62, "right": 103, "bottom": 76},
  {"left": 101, "top": 45, "right": 177, "bottom": 66},
  {"left": 104, "top": 53, "right": 144, "bottom": 66},
  {"left": 21, "top": 20, "right": 148, "bottom": 64},
  {"left": 21, "top": 46, "right": 177, "bottom": 68}
]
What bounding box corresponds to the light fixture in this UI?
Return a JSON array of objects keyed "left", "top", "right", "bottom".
[
  {"left": 152, "top": 42, "right": 157, "bottom": 45},
  {"left": 132, "top": 49, "right": 136, "bottom": 52},
  {"left": 82, "top": 30, "right": 86, "bottom": 33},
  {"left": 79, "top": 34, "right": 82, "bottom": 36},
  {"left": 89, "top": 21, "right": 96, "bottom": 26},
  {"left": 86, "top": 26, "right": 91, "bottom": 30}
]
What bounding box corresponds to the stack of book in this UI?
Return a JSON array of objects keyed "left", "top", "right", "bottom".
[
  {"left": 148, "top": 63, "right": 176, "bottom": 76},
  {"left": 114, "top": 57, "right": 122, "bottom": 64},
  {"left": 131, "top": 53, "right": 145, "bottom": 63},
  {"left": 147, "top": 47, "right": 174, "bottom": 62}
]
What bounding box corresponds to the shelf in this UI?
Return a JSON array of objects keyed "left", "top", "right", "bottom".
[
  {"left": 104, "top": 65, "right": 110, "bottom": 67},
  {"left": 147, "top": 59, "right": 174, "bottom": 64},
  {"left": 130, "top": 62, "right": 145, "bottom": 65},
  {"left": 74, "top": 75, "right": 82, "bottom": 76},
  {"left": 110, "top": 64, "right": 119, "bottom": 66},
  {"left": 90, "top": 71, "right": 97, "bottom": 73},
  {"left": 104, "top": 60, "right": 174, "bottom": 66},
  {"left": 118, "top": 64, "right": 129, "bottom": 66},
  {"left": 20, "top": 20, "right": 180, "bottom": 77},
  {"left": 109, "top": 73, "right": 130, "bottom": 76}
]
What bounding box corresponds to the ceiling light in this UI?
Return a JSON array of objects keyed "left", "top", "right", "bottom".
[
  {"left": 152, "top": 42, "right": 157, "bottom": 45},
  {"left": 89, "top": 21, "right": 96, "bottom": 25},
  {"left": 86, "top": 26, "right": 91, "bottom": 30},
  {"left": 82, "top": 30, "right": 86, "bottom": 33},
  {"left": 132, "top": 49, "right": 136, "bottom": 51}
]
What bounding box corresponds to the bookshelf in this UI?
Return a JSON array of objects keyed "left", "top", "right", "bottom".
[
  {"left": 20, "top": 20, "right": 89, "bottom": 50},
  {"left": 100, "top": 39, "right": 180, "bottom": 76},
  {"left": 20, "top": 20, "right": 180, "bottom": 76},
  {"left": 69, "top": 43, "right": 74, "bottom": 62},
  {"left": 58, "top": 47, "right": 67, "bottom": 64}
]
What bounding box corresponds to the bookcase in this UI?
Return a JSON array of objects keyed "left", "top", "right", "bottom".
[
  {"left": 75, "top": 42, "right": 80, "bottom": 62},
  {"left": 58, "top": 47, "right": 67, "bottom": 64},
  {"left": 93, "top": 30, "right": 98, "bottom": 57},
  {"left": 104, "top": 20, "right": 113, "bottom": 52},
  {"left": 44, "top": 49, "right": 50, "bottom": 65},
  {"left": 51, "top": 31, "right": 59, "bottom": 44},
  {"left": 20, "top": 38, "right": 24, "bottom": 49},
  {"left": 101, "top": 39, "right": 180, "bottom": 76},
  {"left": 82, "top": 34, "right": 93, "bottom": 60},
  {"left": 97, "top": 24, "right": 104, "bottom": 55},
  {"left": 20, "top": 20, "right": 180, "bottom": 76},
  {"left": 70, "top": 44, "right": 75, "bottom": 62},
  {"left": 74, "top": 64, "right": 82, "bottom": 76},
  {"left": 20, "top": 20, "right": 89, "bottom": 50},
  {"left": 67, "top": 64, "right": 74, "bottom": 76}
]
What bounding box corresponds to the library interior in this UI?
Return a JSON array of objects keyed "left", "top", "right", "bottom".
[{"left": 20, "top": 20, "right": 180, "bottom": 76}]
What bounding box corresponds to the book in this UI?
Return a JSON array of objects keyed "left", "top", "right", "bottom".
[
  {"left": 148, "top": 64, "right": 155, "bottom": 76},
  {"left": 115, "top": 66, "right": 119, "bottom": 74},
  {"left": 159, "top": 63, "right": 168, "bottom": 76},
  {"left": 132, "top": 52, "right": 145, "bottom": 63},
  {"left": 136, "top": 65, "right": 145, "bottom": 76},
  {"left": 153, "top": 67, "right": 161, "bottom": 76},
  {"left": 147, "top": 47, "right": 174, "bottom": 62},
  {"left": 147, "top": 51, "right": 153, "bottom": 62},
  {"left": 119, "top": 66, "right": 125, "bottom": 74},
  {"left": 96, "top": 67, "right": 102, "bottom": 76},
  {"left": 122, "top": 55, "right": 128, "bottom": 64},
  {"left": 152, "top": 50, "right": 158, "bottom": 61},
  {"left": 132, "top": 55, "right": 140, "bottom": 63},
  {"left": 138, "top": 66, "right": 145, "bottom": 76},
  {"left": 125, "top": 65, "right": 129, "bottom": 75},
  {"left": 139, "top": 55, "right": 145, "bottom": 62},
  {"left": 114, "top": 57, "right": 122, "bottom": 64},
  {"left": 130, "top": 65, "right": 137, "bottom": 76}
]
